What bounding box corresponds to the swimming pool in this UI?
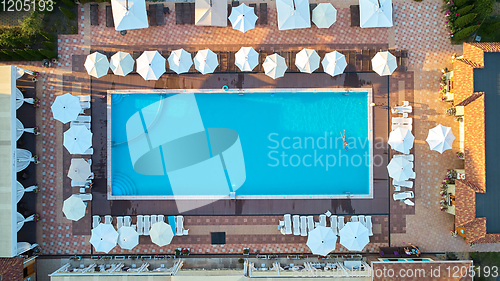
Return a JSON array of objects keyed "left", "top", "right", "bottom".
[{"left": 107, "top": 89, "right": 373, "bottom": 199}]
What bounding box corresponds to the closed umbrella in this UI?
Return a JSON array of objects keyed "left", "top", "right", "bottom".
[
  {"left": 388, "top": 127, "right": 414, "bottom": 154},
  {"left": 168, "top": 49, "right": 193, "bottom": 74},
  {"left": 312, "top": 3, "right": 337, "bottom": 28},
  {"left": 150, "top": 221, "right": 174, "bottom": 246},
  {"left": 136, "top": 51, "right": 166, "bottom": 80},
  {"left": 16, "top": 148, "right": 35, "bottom": 172},
  {"left": 90, "top": 224, "right": 118, "bottom": 253},
  {"left": 339, "top": 221, "right": 370, "bottom": 251},
  {"left": 387, "top": 156, "right": 413, "bottom": 181},
  {"left": 359, "top": 0, "right": 393, "bottom": 28},
  {"left": 306, "top": 226, "right": 337, "bottom": 256},
  {"left": 63, "top": 125, "right": 93, "bottom": 155},
  {"left": 16, "top": 181, "right": 37, "bottom": 204},
  {"left": 295, "top": 49, "right": 320, "bottom": 74},
  {"left": 322, "top": 51, "right": 347, "bottom": 77},
  {"left": 62, "top": 195, "right": 87, "bottom": 221},
  {"left": 51, "top": 93, "right": 82, "bottom": 124},
  {"left": 263, "top": 54, "right": 287, "bottom": 79},
  {"left": 426, "top": 124, "right": 455, "bottom": 154},
  {"left": 84, "top": 52, "right": 109, "bottom": 78},
  {"left": 17, "top": 212, "right": 35, "bottom": 232},
  {"left": 16, "top": 118, "right": 35, "bottom": 141},
  {"left": 372, "top": 51, "right": 397, "bottom": 76},
  {"left": 110, "top": 51, "right": 134, "bottom": 76},
  {"left": 235, "top": 47, "right": 259, "bottom": 72},
  {"left": 229, "top": 3, "right": 258, "bottom": 33},
  {"left": 194, "top": 49, "right": 219, "bottom": 75},
  {"left": 68, "top": 159, "right": 92, "bottom": 182},
  {"left": 117, "top": 226, "right": 139, "bottom": 250}
]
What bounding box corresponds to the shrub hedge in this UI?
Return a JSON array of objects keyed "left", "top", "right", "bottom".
[
  {"left": 41, "top": 41, "right": 55, "bottom": 50},
  {"left": 452, "top": 25, "right": 480, "bottom": 41},
  {"left": 456, "top": 4, "right": 474, "bottom": 15},
  {"left": 59, "top": 6, "right": 76, "bottom": 21},
  {"left": 454, "top": 13, "right": 477, "bottom": 28},
  {"left": 39, "top": 48, "right": 57, "bottom": 59}
]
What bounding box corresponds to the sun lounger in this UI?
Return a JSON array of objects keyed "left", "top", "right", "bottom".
[
  {"left": 319, "top": 215, "right": 327, "bottom": 227},
  {"left": 124, "top": 216, "right": 132, "bottom": 227},
  {"left": 157, "top": 215, "right": 164, "bottom": 223},
  {"left": 144, "top": 215, "right": 151, "bottom": 235},
  {"left": 404, "top": 199, "right": 415, "bottom": 206},
  {"left": 292, "top": 215, "right": 300, "bottom": 235},
  {"left": 156, "top": 3, "right": 165, "bottom": 25},
  {"left": 392, "top": 117, "right": 412, "bottom": 125},
  {"left": 104, "top": 215, "right": 112, "bottom": 225},
  {"left": 307, "top": 216, "right": 314, "bottom": 233},
  {"left": 259, "top": 3, "right": 267, "bottom": 25},
  {"left": 393, "top": 154, "right": 414, "bottom": 161},
  {"left": 92, "top": 215, "right": 100, "bottom": 229},
  {"left": 151, "top": 215, "right": 158, "bottom": 226},
  {"left": 403, "top": 101, "right": 409, "bottom": 106},
  {"left": 351, "top": 216, "right": 358, "bottom": 223},
  {"left": 71, "top": 179, "right": 92, "bottom": 187},
  {"left": 176, "top": 215, "right": 184, "bottom": 236},
  {"left": 393, "top": 191, "right": 414, "bottom": 201},
  {"left": 330, "top": 215, "right": 337, "bottom": 235},
  {"left": 149, "top": 4, "right": 158, "bottom": 26},
  {"left": 136, "top": 215, "right": 144, "bottom": 235},
  {"left": 358, "top": 215, "right": 366, "bottom": 227},
  {"left": 106, "top": 6, "right": 114, "bottom": 27},
  {"left": 71, "top": 121, "right": 90, "bottom": 130},
  {"left": 90, "top": 4, "right": 98, "bottom": 26},
  {"left": 116, "top": 216, "right": 123, "bottom": 229},
  {"left": 393, "top": 179, "right": 413, "bottom": 188},
  {"left": 392, "top": 105, "right": 412, "bottom": 114},
  {"left": 338, "top": 216, "right": 345, "bottom": 231},
  {"left": 74, "top": 193, "right": 92, "bottom": 201},
  {"left": 365, "top": 216, "right": 373, "bottom": 236},
  {"left": 392, "top": 123, "right": 412, "bottom": 132},
  {"left": 168, "top": 216, "right": 176, "bottom": 236},
  {"left": 284, "top": 214, "right": 292, "bottom": 235},
  {"left": 350, "top": 5, "right": 360, "bottom": 27},
  {"left": 300, "top": 216, "right": 307, "bottom": 236}
]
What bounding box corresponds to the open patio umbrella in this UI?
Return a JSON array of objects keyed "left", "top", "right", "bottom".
[
  {"left": 194, "top": 49, "right": 219, "bottom": 75},
  {"left": 195, "top": 0, "right": 227, "bottom": 26},
  {"left": 110, "top": 51, "right": 134, "bottom": 76},
  {"left": 117, "top": 226, "right": 139, "bottom": 250},
  {"left": 263, "top": 54, "right": 287, "bottom": 79},
  {"left": 51, "top": 93, "right": 82, "bottom": 124},
  {"left": 229, "top": 3, "right": 258, "bottom": 33},
  {"left": 339, "top": 221, "right": 370, "bottom": 251},
  {"left": 62, "top": 195, "right": 87, "bottom": 221},
  {"left": 312, "top": 3, "right": 337, "bottom": 28},
  {"left": 168, "top": 49, "right": 193, "bottom": 74},
  {"left": 68, "top": 159, "right": 92, "bottom": 182},
  {"left": 295, "top": 49, "right": 320, "bottom": 74},
  {"left": 426, "top": 124, "right": 455, "bottom": 154},
  {"left": 235, "top": 47, "right": 259, "bottom": 72},
  {"left": 322, "top": 51, "right": 348, "bottom": 77},
  {"left": 136, "top": 51, "right": 166, "bottom": 81},
  {"left": 387, "top": 156, "right": 414, "bottom": 181},
  {"left": 388, "top": 127, "right": 414, "bottom": 154},
  {"left": 306, "top": 226, "right": 337, "bottom": 256},
  {"left": 63, "top": 125, "right": 93, "bottom": 155},
  {"left": 111, "top": 0, "right": 148, "bottom": 31},
  {"left": 150, "top": 221, "right": 174, "bottom": 246},
  {"left": 372, "top": 51, "right": 397, "bottom": 76},
  {"left": 90, "top": 223, "right": 118, "bottom": 253},
  {"left": 84, "top": 52, "right": 110, "bottom": 79},
  {"left": 276, "top": 0, "right": 311, "bottom": 30},
  {"left": 359, "top": 0, "right": 393, "bottom": 28}
]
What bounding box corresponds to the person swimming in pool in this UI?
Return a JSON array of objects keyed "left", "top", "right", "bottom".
[{"left": 340, "top": 130, "right": 349, "bottom": 151}]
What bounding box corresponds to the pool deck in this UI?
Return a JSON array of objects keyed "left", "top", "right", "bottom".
[{"left": 4, "top": 0, "right": 500, "bottom": 258}]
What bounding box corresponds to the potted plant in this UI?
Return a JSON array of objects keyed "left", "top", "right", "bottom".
[
  {"left": 33, "top": 213, "right": 40, "bottom": 222},
  {"left": 238, "top": 258, "right": 244, "bottom": 264},
  {"left": 175, "top": 249, "right": 181, "bottom": 256},
  {"left": 34, "top": 126, "right": 40, "bottom": 135},
  {"left": 181, "top": 249, "right": 190, "bottom": 255},
  {"left": 456, "top": 152, "right": 464, "bottom": 159},
  {"left": 243, "top": 248, "right": 250, "bottom": 255}
]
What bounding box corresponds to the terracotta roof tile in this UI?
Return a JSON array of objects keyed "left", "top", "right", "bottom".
[
  {"left": 464, "top": 95, "right": 486, "bottom": 192},
  {"left": 453, "top": 59, "right": 476, "bottom": 105},
  {"left": 0, "top": 258, "right": 23, "bottom": 281},
  {"left": 473, "top": 234, "right": 500, "bottom": 244},
  {"left": 463, "top": 217, "right": 486, "bottom": 244},
  {"left": 455, "top": 180, "right": 476, "bottom": 227},
  {"left": 468, "top": 42, "right": 500, "bottom": 53}
]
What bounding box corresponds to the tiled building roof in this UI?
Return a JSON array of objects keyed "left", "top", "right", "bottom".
[
  {"left": 454, "top": 180, "right": 476, "bottom": 227},
  {"left": 0, "top": 258, "right": 23, "bottom": 281},
  {"left": 453, "top": 59, "right": 476, "bottom": 105},
  {"left": 463, "top": 95, "right": 486, "bottom": 192},
  {"left": 463, "top": 218, "right": 486, "bottom": 244}
]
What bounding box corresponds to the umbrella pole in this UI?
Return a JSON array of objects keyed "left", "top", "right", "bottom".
[{"left": 377, "top": 0, "right": 381, "bottom": 8}]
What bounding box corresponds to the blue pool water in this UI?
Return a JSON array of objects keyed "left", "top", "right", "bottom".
[{"left": 110, "top": 90, "right": 371, "bottom": 197}]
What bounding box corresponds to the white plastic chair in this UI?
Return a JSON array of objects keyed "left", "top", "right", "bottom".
[
  {"left": 116, "top": 216, "right": 124, "bottom": 229},
  {"left": 292, "top": 215, "right": 300, "bottom": 236},
  {"left": 330, "top": 215, "right": 338, "bottom": 235},
  {"left": 104, "top": 215, "right": 112, "bottom": 225},
  {"left": 92, "top": 216, "right": 100, "bottom": 229},
  {"left": 136, "top": 215, "right": 144, "bottom": 235},
  {"left": 300, "top": 216, "right": 307, "bottom": 236}
]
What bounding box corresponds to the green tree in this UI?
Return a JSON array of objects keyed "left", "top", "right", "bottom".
[
  {"left": 42, "top": 41, "right": 55, "bottom": 50},
  {"left": 59, "top": 6, "right": 76, "bottom": 20},
  {"left": 454, "top": 13, "right": 477, "bottom": 28},
  {"left": 3, "top": 49, "right": 24, "bottom": 60},
  {"left": 455, "top": 0, "right": 469, "bottom": 7},
  {"left": 25, "top": 49, "right": 45, "bottom": 60},
  {"left": 20, "top": 12, "right": 42, "bottom": 37},
  {"left": 38, "top": 48, "right": 57, "bottom": 59},
  {"left": 482, "top": 21, "right": 500, "bottom": 34},
  {"left": 456, "top": 4, "right": 474, "bottom": 15},
  {"left": 39, "top": 31, "right": 56, "bottom": 41},
  {"left": 61, "top": 0, "right": 75, "bottom": 8},
  {"left": 472, "top": 0, "right": 494, "bottom": 18},
  {"left": 452, "top": 25, "right": 480, "bottom": 41},
  {"left": 0, "top": 28, "right": 30, "bottom": 48},
  {"left": 14, "top": 49, "right": 34, "bottom": 60}
]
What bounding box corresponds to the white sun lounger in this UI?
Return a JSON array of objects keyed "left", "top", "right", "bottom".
[
  {"left": 392, "top": 117, "right": 413, "bottom": 125},
  {"left": 393, "top": 180, "right": 413, "bottom": 188},
  {"left": 116, "top": 216, "right": 123, "bottom": 229},
  {"left": 92, "top": 215, "right": 100, "bottom": 229},
  {"left": 144, "top": 215, "right": 151, "bottom": 235},
  {"left": 292, "top": 215, "right": 300, "bottom": 235},
  {"left": 365, "top": 216, "right": 373, "bottom": 236},
  {"left": 104, "top": 215, "right": 112, "bottom": 225},
  {"left": 124, "top": 216, "right": 132, "bottom": 227},
  {"left": 80, "top": 95, "right": 91, "bottom": 111},
  {"left": 338, "top": 216, "right": 345, "bottom": 231},
  {"left": 319, "top": 215, "right": 327, "bottom": 227},
  {"left": 136, "top": 215, "right": 144, "bottom": 235},
  {"left": 393, "top": 191, "right": 414, "bottom": 201},
  {"left": 404, "top": 199, "right": 415, "bottom": 206},
  {"left": 284, "top": 214, "right": 292, "bottom": 235},
  {"left": 394, "top": 154, "right": 414, "bottom": 162},
  {"left": 300, "top": 216, "right": 307, "bottom": 236},
  {"left": 176, "top": 215, "right": 184, "bottom": 236},
  {"left": 350, "top": 216, "right": 359, "bottom": 223},
  {"left": 392, "top": 124, "right": 412, "bottom": 131},
  {"left": 151, "top": 215, "right": 158, "bottom": 226},
  {"left": 358, "top": 215, "right": 366, "bottom": 227},
  {"left": 330, "top": 215, "right": 338, "bottom": 235},
  {"left": 307, "top": 216, "right": 315, "bottom": 232},
  {"left": 74, "top": 193, "right": 92, "bottom": 201},
  {"left": 157, "top": 215, "right": 164, "bottom": 223}
]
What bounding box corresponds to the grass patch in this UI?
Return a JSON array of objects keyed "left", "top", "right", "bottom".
[{"left": 470, "top": 252, "right": 500, "bottom": 280}]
